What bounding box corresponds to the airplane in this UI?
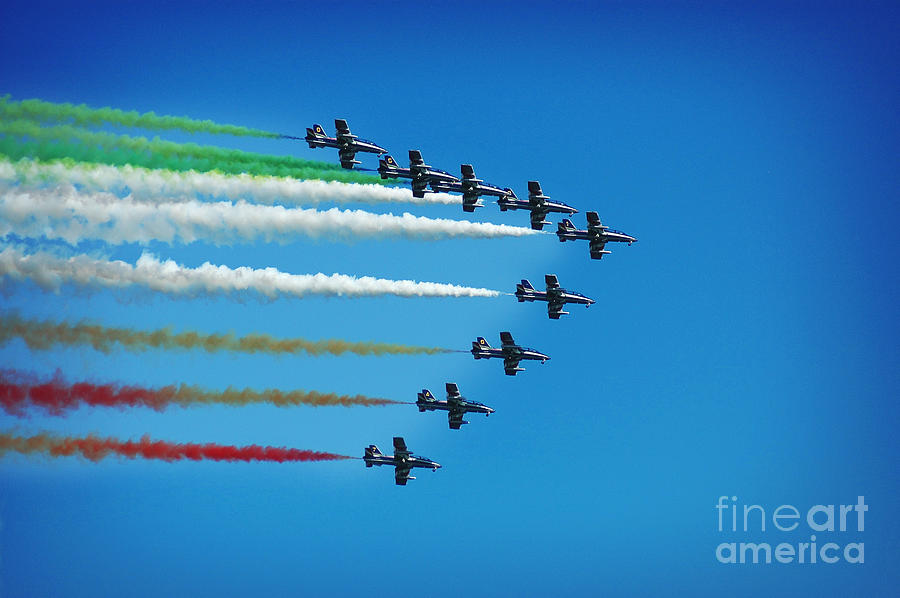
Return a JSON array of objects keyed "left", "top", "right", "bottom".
[
  {"left": 416, "top": 383, "right": 495, "bottom": 429},
  {"left": 430, "top": 164, "right": 515, "bottom": 212},
  {"left": 377, "top": 150, "right": 460, "bottom": 198},
  {"left": 364, "top": 437, "right": 441, "bottom": 486},
  {"left": 557, "top": 211, "right": 637, "bottom": 259},
  {"left": 305, "top": 119, "right": 388, "bottom": 169},
  {"left": 515, "top": 274, "right": 595, "bottom": 319},
  {"left": 408, "top": 149, "right": 460, "bottom": 198},
  {"left": 471, "top": 331, "right": 550, "bottom": 376},
  {"left": 497, "top": 180, "right": 577, "bottom": 230}
]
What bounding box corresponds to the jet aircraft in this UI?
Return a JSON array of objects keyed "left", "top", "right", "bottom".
[
  {"left": 430, "top": 164, "right": 515, "bottom": 212},
  {"left": 557, "top": 211, "right": 637, "bottom": 259},
  {"left": 417, "top": 383, "right": 495, "bottom": 429},
  {"left": 515, "top": 274, "right": 595, "bottom": 319},
  {"left": 497, "top": 180, "right": 577, "bottom": 230},
  {"left": 305, "top": 119, "right": 388, "bottom": 169},
  {"left": 364, "top": 437, "right": 441, "bottom": 486},
  {"left": 377, "top": 150, "right": 459, "bottom": 198},
  {"left": 471, "top": 331, "right": 550, "bottom": 376}
]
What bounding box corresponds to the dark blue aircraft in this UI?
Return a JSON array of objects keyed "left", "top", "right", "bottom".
[
  {"left": 378, "top": 150, "right": 459, "bottom": 198},
  {"left": 557, "top": 211, "right": 637, "bottom": 259},
  {"left": 417, "top": 383, "right": 495, "bottom": 429},
  {"left": 430, "top": 164, "right": 515, "bottom": 212},
  {"left": 515, "top": 274, "right": 595, "bottom": 319},
  {"left": 364, "top": 437, "right": 441, "bottom": 485},
  {"left": 498, "top": 180, "right": 578, "bottom": 230},
  {"left": 471, "top": 331, "right": 550, "bottom": 376},
  {"left": 305, "top": 119, "right": 388, "bottom": 169}
]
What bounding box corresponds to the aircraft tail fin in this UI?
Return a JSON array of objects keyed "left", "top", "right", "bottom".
[
  {"left": 364, "top": 444, "right": 382, "bottom": 465},
  {"left": 378, "top": 155, "right": 399, "bottom": 179},
  {"left": 515, "top": 279, "right": 533, "bottom": 302},
  {"left": 558, "top": 218, "right": 575, "bottom": 241},
  {"left": 305, "top": 123, "right": 327, "bottom": 148},
  {"left": 416, "top": 389, "right": 436, "bottom": 411},
  {"left": 472, "top": 336, "right": 491, "bottom": 355}
]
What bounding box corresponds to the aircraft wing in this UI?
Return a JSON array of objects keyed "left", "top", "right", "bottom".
[
  {"left": 408, "top": 150, "right": 426, "bottom": 169},
  {"left": 499, "top": 331, "right": 516, "bottom": 347},
  {"left": 589, "top": 239, "right": 608, "bottom": 259},
  {"left": 503, "top": 355, "right": 522, "bottom": 375},
  {"left": 462, "top": 191, "right": 481, "bottom": 212},
  {"left": 586, "top": 211, "right": 605, "bottom": 231},
  {"left": 334, "top": 119, "right": 354, "bottom": 140},
  {"left": 527, "top": 181, "right": 545, "bottom": 205},
  {"left": 395, "top": 464, "right": 412, "bottom": 485},
  {"left": 338, "top": 147, "right": 359, "bottom": 169},
  {"left": 545, "top": 274, "right": 560, "bottom": 290},
  {"left": 392, "top": 436, "right": 411, "bottom": 458},
  {"left": 547, "top": 297, "right": 566, "bottom": 319},
  {"left": 448, "top": 408, "right": 465, "bottom": 430},
  {"left": 445, "top": 383, "right": 461, "bottom": 399}
]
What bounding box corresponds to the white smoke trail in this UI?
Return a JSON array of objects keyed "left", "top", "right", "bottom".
[
  {"left": 0, "top": 157, "right": 462, "bottom": 206},
  {"left": 0, "top": 246, "right": 503, "bottom": 299},
  {"left": 0, "top": 185, "right": 537, "bottom": 245}
]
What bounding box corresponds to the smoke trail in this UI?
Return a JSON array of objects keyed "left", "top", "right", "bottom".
[
  {"left": 0, "top": 95, "right": 285, "bottom": 139},
  {"left": 0, "top": 313, "right": 452, "bottom": 356},
  {"left": 0, "top": 371, "right": 402, "bottom": 415},
  {"left": 0, "top": 186, "right": 536, "bottom": 245},
  {"left": 0, "top": 432, "right": 351, "bottom": 462},
  {"left": 0, "top": 157, "right": 460, "bottom": 206},
  {"left": 0, "top": 120, "right": 386, "bottom": 183},
  {"left": 0, "top": 246, "right": 504, "bottom": 299}
]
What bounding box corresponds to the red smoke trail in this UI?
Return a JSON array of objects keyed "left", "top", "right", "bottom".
[
  {"left": 0, "top": 370, "right": 402, "bottom": 416},
  {"left": 0, "top": 432, "right": 352, "bottom": 462}
]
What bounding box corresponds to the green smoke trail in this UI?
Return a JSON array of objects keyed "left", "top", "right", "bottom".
[
  {"left": 0, "top": 120, "right": 387, "bottom": 184},
  {"left": 0, "top": 94, "right": 285, "bottom": 139}
]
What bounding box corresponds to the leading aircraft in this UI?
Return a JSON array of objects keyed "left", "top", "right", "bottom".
[
  {"left": 416, "top": 383, "right": 495, "bottom": 429},
  {"left": 364, "top": 437, "right": 441, "bottom": 486},
  {"left": 471, "top": 331, "right": 550, "bottom": 376},
  {"left": 497, "top": 180, "right": 577, "bottom": 230},
  {"left": 430, "top": 164, "right": 515, "bottom": 212},
  {"left": 305, "top": 119, "right": 388, "bottom": 169},
  {"left": 378, "top": 150, "right": 460, "bottom": 198},
  {"left": 515, "top": 274, "right": 595, "bottom": 319},
  {"left": 557, "top": 211, "right": 637, "bottom": 259}
]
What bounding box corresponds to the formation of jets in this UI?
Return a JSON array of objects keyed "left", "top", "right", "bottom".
[
  {"left": 303, "top": 118, "right": 639, "bottom": 485},
  {"left": 306, "top": 119, "right": 635, "bottom": 240}
]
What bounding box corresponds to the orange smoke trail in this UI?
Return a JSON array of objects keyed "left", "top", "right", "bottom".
[
  {"left": 0, "top": 432, "right": 351, "bottom": 462},
  {"left": 0, "top": 370, "right": 403, "bottom": 416}
]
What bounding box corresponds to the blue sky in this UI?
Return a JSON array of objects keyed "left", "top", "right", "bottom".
[{"left": 0, "top": 2, "right": 898, "bottom": 596}]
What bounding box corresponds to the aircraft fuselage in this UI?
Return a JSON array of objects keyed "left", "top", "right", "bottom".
[
  {"left": 498, "top": 197, "right": 577, "bottom": 215},
  {"left": 364, "top": 455, "right": 441, "bottom": 471}
]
